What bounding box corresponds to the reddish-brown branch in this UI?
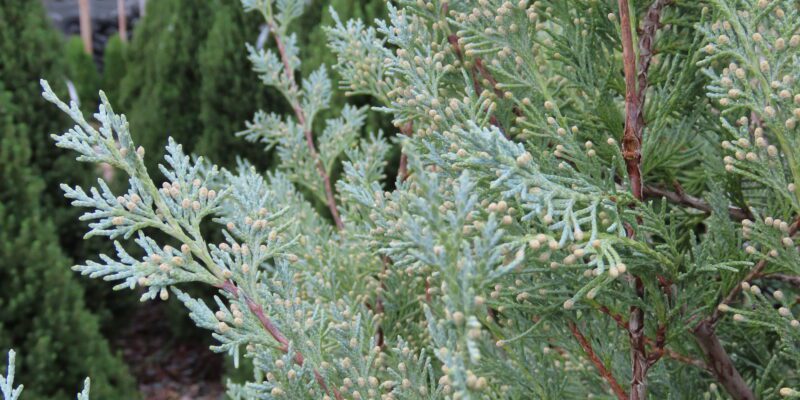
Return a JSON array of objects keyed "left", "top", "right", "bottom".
[
  {"left": 646, "top": 324, "right": 666, "bottom": 367},
  {"left": 618, "top": 0, "right": 643, "bottom": 202},
  {"left": 268, "top": 21, "right": 296, "bottom": 88},
  {"left": 569, "top": 322, "right": 628, "bottom": 400},
  {"left": 219, "top": 281, "right": 343, "bottom": 400},
  {"left": 756, "top": 273, "right": 800, "bottom": 287},
  {"left": 692, "top": 321, "right": 755, "bottom": 400},
  {"left": 617, "top": 0, "right": 677, "bottom": 396},
  {"left": 643, "top": 185, "right": 751, "bottom": 221},
  {"left": 618, "top": 1, "right": 647, "bottom": 394},
  {"left": 269, "top": 21, "right": 344, "bottom": 231},
  {"left": 689, "top": 220, "right": 800, "bottom": 399}
]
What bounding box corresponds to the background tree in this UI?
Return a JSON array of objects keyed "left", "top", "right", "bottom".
[
  {"left": 119, "top": 0, "right": 282, "bottom": 171},
  {"left": 194, "top": 3, "right": 279, "bottom": 168},
  {"left": 0, "top": 83, "right": 136, "bottom": 400},
  {"left": 0, "top": 0, "right": 96, "bottom": 258},
  {"left": 101, "top": 34, "right": 128, "bottom": 107},
  {"left": 0, "top": 3, "right": 135, "bottom": 398},
  {"left": 120, "top": 0, "right": 388, "bottom": 173},
  {"left": 63, "top": 36, "right": 101, "bottom": 113}
]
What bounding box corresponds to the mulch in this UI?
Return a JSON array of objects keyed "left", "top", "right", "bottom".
[{"left": 115, "top": 301, "right": 225, "bottom": 400}]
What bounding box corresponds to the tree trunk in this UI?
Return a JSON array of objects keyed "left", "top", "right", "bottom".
[
  {"left": 78, "top": 0, "right": 92, "bottom": 54},
  {"left": 117, "top": 0, "right": 128, "bottom": 42}
]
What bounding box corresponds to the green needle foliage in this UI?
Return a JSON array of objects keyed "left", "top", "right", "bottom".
[
  {"left": 118, "top": 0, "right": 217, "bottom": 169},
  {"left": 194, "top": 3, "right": 280, "bottom": 168},
  {"left": 119, "top": 0, "right": 386, "bottom": 173},
  {"left": 0, "top": 0, "right": 98, "bottom": 260},
  {"left": 13, "top": 0, "right": 800, "bottom": 399},
  {"left": 101, "top": 34, "right": 128, "bottom": 107},
  {"left": 63, "top": 36, "right": 101, "bottom": 113}
]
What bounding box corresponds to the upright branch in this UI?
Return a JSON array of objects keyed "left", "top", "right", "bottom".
[
  {"left": 616, "top": 1, "right": 673, "bottom": 398},
  {"left": 636, "top": 0, "right": 673, "bottom": 128},
  {"left": 618, "top": 0, "right": 643, "bottom": 202},
  {"left": 268, "top": 21, "right": 344, "bottom": 231},
  {"left": 616, "top": 0, "right": 647, "bottom": 397}
]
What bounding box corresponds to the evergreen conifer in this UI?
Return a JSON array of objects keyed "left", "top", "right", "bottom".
[
  {"left": 0, "top": 0, "right": 98, "bottom": 261},
  {"left": 101, "top": 34, "right": 128, "bottom": 107},
  {"left": 34, "top": 0, "right": 800, "bottom": 399},
  {"left": 63, "top": 36, "right": 101, "bottom": 113},
  {"left": 0, "top": 3, "right": 135, "bottom": 398},
  {"left": 0, "top": 85, "right": 136, "bottom": 400}
]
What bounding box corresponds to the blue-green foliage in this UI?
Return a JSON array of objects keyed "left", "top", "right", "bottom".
[{"left": 33, "top": 0, "right": 800, "bottom": 399}]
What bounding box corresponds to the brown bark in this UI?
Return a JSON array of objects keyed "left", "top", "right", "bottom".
[
  {"left": 616, "top": 0, "right": 648, "bottom": 397},
  {"left": 692, "top": 321, "right": 755, "bottom": 400},
  {"left": 598, "top": 306, "right": 708, "bottom": 370},
  {"left": 618, "top": 0, "right": 643, "bottom": 202},
  {"left": 628, "top": 278, "right": 648, "bottom": 400},
  {"left": 617, "top": 1, "right": 675, "bottom": 397},
  {"left": 569, "top": 322, "right": 628, "bottom": 400},
  {"left": 642, "top": 185, "right": 750, "bottom": 221}
]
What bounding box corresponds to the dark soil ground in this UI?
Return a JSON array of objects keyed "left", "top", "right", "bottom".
[{"left": 116, "top": 302, "right": 225, "bottom": 400}]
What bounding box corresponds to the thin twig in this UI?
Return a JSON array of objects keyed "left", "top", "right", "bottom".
[
  {"left": 643, "top": 184, "right": 750, "bottom": 221},
  {"left": 268, "top": 21, "right": 344, "bottom": 230},
  {"left": 756, "top": 273, "right": 800, "bottom": 287},
  {"left": 219, "top": 281, "right": 343, "bottom": 400},
  {"left": 689, "top": 219, "right": 800, "bottom": 400},
  {"left": 569, "top": 322, "right": 628, "bottom": 400},
  {"left": 709, "top": 216, "right": 800, "bottom": 325}
]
